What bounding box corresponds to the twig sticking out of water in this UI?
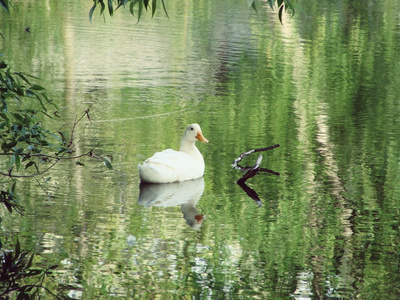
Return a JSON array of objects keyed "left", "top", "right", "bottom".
[
  {"left": 237, "top": 154, "right": 263, "bottom": 182},
  {"left": 232, "top": 144, "right": 280, "bottom": 171},
  {"left": 233, "top": 144, "right": 280, "bottom": 206}
]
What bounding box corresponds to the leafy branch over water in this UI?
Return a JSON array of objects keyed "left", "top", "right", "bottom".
[
  {"left": 2, "top": 0, "right": 297, "bottom": 24},
  {"left": 0, "top": 239, "right": 60, "bottom": 299},
  {"left": 89, "top": 0, "right": 297, "bottom": 24},
  {"left": 0, "top": 60, "right": 112, "bottom": 297},
  {"left": 0, "top": 61, "right": 113, "bottom": 212}
]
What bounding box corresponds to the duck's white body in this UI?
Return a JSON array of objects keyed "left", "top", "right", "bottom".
[{"left": 138, "top": 124, "right": 208, "bottom": 183}]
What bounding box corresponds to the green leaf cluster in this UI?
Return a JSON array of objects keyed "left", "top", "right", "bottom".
[
  {"left": 0, "top": 62, "right": 59, "bottom": 169},
  {"left": 0, "top": 181, "right": 24, "bottom": 215},
  {"left": 264, "top": 0, "right": 296, "bottom": 24},
  {"left": 89, "top": 0, "right": 168, "bottom": 23},
  {"left": 0, "top": 239, "right": 59, "bottom": 299},
  {"left": 0, "top": 61, "right": 113, "bottom": 213},
  {"left": 89, "top": 0, "right": 297, "bottom": 24}
]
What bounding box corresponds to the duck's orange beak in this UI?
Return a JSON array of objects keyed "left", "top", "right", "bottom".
[{"left": 196, "top": 131, "right": 208, "bottom": 143}]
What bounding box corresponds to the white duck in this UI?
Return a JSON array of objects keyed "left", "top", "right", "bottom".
[{"left": 138, "top": 124, "right": 208, "bottom": 183}]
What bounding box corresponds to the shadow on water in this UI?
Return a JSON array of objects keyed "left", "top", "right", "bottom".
[
  {"left": 233, "top": 145, "right": 280, "bottom": 206},
  {"left": 138, "top": 177, "right": 206, "bottom": 230}
]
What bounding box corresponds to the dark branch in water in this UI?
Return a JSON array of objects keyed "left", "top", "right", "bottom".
[
  {"left": 233, "top": 144, "right": 280, "bottom": 206},
  {"left": 237, "top": 179, "right": 262, "bottom": 207},
  {"left": 0, "top": 109, "right": 112, "bottom": 179},
  {"left": 237, "top": 154, "right": 263, "bottom": 180},
  {"left": 232, "top": 144, "right": 280, "bottom": 171}
]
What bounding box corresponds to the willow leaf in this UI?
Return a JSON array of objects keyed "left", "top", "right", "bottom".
[
  {"left": 144, "top": 0, "right": 149, "bottom": 10},
  {"left": 161, "top": 0, "right": 169, "bottom": 18},
  {"left": 99, "top": 0, "right": 105, "bottom": 14},
  {"left": 102, "top": 156, "right": 113, "bottom": 170},
  {"left": 278, "top": 4, "right": 284, "bottom": 24},
  {"left": 137, "top": 0, "right": 143, "bottom": 23},
  {"left": 129, "top": 0, "right": 135, "bottom": 15},
  {"left": 108, "top": 0, "right": 113, "bottom": 16},
  {"left": 89, "top": 2, "right": 96, "bottom": 23},
  {"left": 151, "top": 0, "right": 156, "bottom": 17}
]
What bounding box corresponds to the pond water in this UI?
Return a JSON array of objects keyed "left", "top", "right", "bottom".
[{"left": 1, "top": 0, "right": 400, "bottom": 299}]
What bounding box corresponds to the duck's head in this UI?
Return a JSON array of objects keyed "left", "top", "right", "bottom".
[{"left": 183, "top": 124, "right": 208, "bottom": 143}]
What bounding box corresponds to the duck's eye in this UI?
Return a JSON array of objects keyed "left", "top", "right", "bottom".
[{"left": 190, "top": 127, "right": 194, "bottom": 130}]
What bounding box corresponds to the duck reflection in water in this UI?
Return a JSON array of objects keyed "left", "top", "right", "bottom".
[{"left": 138, "top": 177, "right": 205, "bottom": 230}]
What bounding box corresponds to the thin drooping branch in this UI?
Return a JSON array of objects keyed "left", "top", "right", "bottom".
[
  {"left": 0, "top": 148, "right": 94, "bottom": 160},
  {"left": 0, "top": 146, "right": 99, "bottom": 178},
  {"left": 0, "top": 109, "right": 105, "bottom": 178},
  {"left": 67, "top": 108, "right": 91, "bottom": 148}
]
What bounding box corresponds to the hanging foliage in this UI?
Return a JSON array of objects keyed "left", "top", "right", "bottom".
[
  {"left": 0, "top": 61, "right": 113, "bottom": 213},
  {"left": 89, "top": 0, "right": 296, "bottom": 24}
]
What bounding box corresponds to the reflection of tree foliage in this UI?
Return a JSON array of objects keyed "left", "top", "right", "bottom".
[{"left": 0, "top": 239, "right": 60, "bottom": 299}]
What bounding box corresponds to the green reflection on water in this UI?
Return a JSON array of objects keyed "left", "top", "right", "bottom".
[{"left": 1, "top": 0, "right": 400, "bottom": 299}]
